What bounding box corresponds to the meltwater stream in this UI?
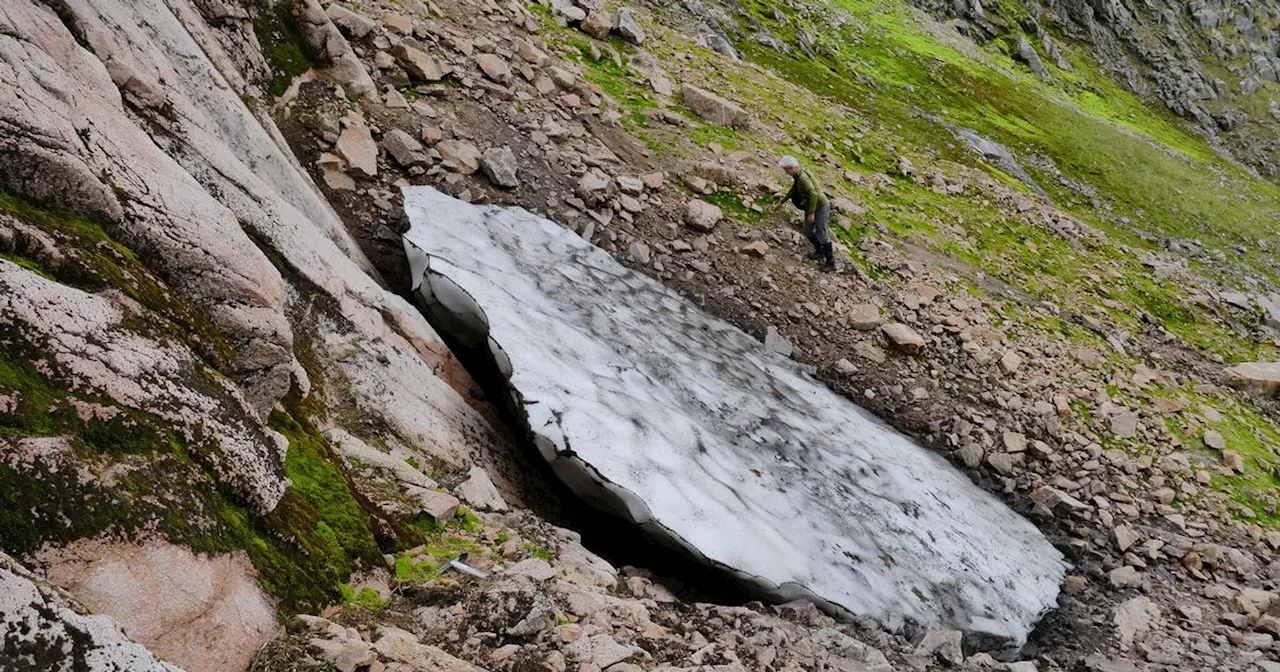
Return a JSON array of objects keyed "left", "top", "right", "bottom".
[{"left": 402, "top": 187, "right": 1065, "bottom": 646}]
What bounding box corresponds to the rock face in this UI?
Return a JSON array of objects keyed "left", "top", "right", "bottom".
[
  {"left": 37, "top": 540, "right": 278, "bottom": 672},
  {"left": 0, "top": 1, "right": 507, "bottom": 667},
  {"left": 0, "top": 551, "right": 180, "bottom": 671},
  {"left": 403, "top": 187, "right": 1065, "bottom": 646}
]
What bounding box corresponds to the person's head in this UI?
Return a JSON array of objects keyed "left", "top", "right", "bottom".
[{"left": 778, "top": 155, "right": 801, "bottom": 176}]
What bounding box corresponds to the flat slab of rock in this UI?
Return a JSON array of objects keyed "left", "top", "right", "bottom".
[
  {"left": 403, "top": 188, "right": 1065, "bottom": 646},
  {"left": 1223, "top": 361, "right": 1280, "bottom": 397},
  {"left": 680, "top": 84, "right": 749, "bottom": 128}
]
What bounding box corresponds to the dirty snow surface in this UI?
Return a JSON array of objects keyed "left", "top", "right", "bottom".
[{"left": 403, "top": 187, "right": 1064, "bottom": 645}]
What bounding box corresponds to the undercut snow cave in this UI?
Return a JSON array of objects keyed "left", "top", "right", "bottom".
[{"left": 402, "top": 187, "right": 1066, "bottom": 648}]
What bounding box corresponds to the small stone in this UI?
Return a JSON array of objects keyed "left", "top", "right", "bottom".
[
  {"left": 456, "top": 466, "right": 507, "bottom": 512},
  {"left": 882, "top": 323, "right": 924, "bottom": 354},
  {"left": 1203, "top": 429, "right": 1226, "bottom": 450},
  {"left": 1114, "top": 596, "right": 1160, "bottom": 647},
  {"left": 680, "top": 84, "right": 749, "bottom": 128},
  {"left": 616, "top": 176, "right": 645, "bottom": 195},
  {"left": 1223, "top": 450, "right": 1245, "bottom": 472},
  {"left": 833, "top": 359, "right": 857, "bottom": 376},
  {"left": 1108, "top": 565, "right": 1141, "bottom": 589},
  {"left": 1110, "top": 411, "right": 1139, "bottom": 439},
  {"left": 986, "top": 453, "right": 1015, "bottom": 475},
  {"left": 437, "top": 139, "right": 482, "bottom": 174},
  {"left": 740, "top": 241, "right": 769, "bottom": 256},
  {"left": 381, "top": 129, "right": 427, "bottom": 167},
  {"left": 764, "top": 326, "right": 793, "bottom": 357},
  {"left": 419, "top": 490, "right": 460, "bottom": 522},
  {"left": 1002, "top": 432, "right": 1027, "bottom": 453},
  {"left": 1114, "top": 525, "right": 1138, "bottom": 552}
]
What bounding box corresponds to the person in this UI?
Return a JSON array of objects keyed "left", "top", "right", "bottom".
[{"left": 774, "top": 155, "right": 834, "bottom": 272}]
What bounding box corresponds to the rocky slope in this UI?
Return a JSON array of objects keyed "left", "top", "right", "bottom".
[{"left": 2, "top": 0, "right": 1280, "bottom": 670}]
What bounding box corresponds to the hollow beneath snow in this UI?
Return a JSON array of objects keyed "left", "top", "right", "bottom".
[{"left": 402, "top": 187, "right": 1065, "bottom": 646}]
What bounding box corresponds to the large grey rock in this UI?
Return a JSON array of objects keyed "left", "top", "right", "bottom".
[
  {"left": 684, "top": 199, "right": 723, "bottom": 231},
  {"left": 437, "top": 139, "right": 482, "bottom": 174},
  {"left": 480, "top": 146, "right": 520, "bottom": 188},
  {"left": 680, "top": 85, "right": 750, "bottom": 127},
  {"left": 580, "top": 11, "right": 614, "bottom": 39},
  {"left": 456, "top": 465, "right": 508, "bottom": 511},
  {"left": 615, "top": 8, "right": 646, "bottom": 44},
  {"left": 325, "top": 4, "right": 377, "bottom": 39}
]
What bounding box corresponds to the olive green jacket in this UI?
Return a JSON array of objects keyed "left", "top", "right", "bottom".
[{"left": 784, "top": 170, "right": 829, "bottom": 217}]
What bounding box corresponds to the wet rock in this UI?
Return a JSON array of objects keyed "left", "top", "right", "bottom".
[
  {"left": 684, "top": 199, "right": 723, "bottom": 232},
  {"left": 480, "top": 146, "right": 520, "bottom": 188},
  {"left": 681, "top": 85, "right": 749, "bottom": 128}
]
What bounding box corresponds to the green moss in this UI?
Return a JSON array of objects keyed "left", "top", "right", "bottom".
[
  {"left": 339, "top": 583, "right": 387, "bottom": 609},
  {"left": 271, "top": 409, "right": 383, "bottom": 577},
  {"left": 252, "top": 0, "right": 314, "bottom": 97},
  {"left": 525, "top": 540, "right": 554, "bottom": 563}
]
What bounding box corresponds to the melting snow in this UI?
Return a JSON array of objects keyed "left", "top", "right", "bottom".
[{"left": 403, "top": 187, "right": 1064, "bottom": 645}]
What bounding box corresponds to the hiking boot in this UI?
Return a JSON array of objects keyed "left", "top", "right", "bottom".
[
  {"left": 820, "top": 243, "right": 836, "bottom": 273},
  {"left": 805, "top": 248, "right": 823, "bottom": 261}
]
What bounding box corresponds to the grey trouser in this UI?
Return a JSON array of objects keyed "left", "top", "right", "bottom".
[{"left": 804, "top": 202, "right": 832, "bottom": 245}]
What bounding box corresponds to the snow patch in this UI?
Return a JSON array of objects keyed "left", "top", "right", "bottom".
[{"left": 402, "top": 187, "right": 1065, "bottom": 646}]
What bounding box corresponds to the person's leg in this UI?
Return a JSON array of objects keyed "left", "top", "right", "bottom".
[
  {"left": 802, "top": 219, "right": 822, "bottom": 260},
  {"left": 815, "top": 204, "right": 835, "bottom": 271}
]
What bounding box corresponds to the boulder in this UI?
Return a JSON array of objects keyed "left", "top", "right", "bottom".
[
  {"left": 437, "top": 139, "right": 482, "bottom": 174},
  {"left": 475, "top": 53, "right": 511, "bottom": 84},
  {"left": 456, "top": 465, "right": 508, "bottom": 511},
  {"left": 381, "top": 129, "right": 428, "bottom": 167},
  {"left": 680, "top": 85, "right": 750, "bottom": 128},
  {"left": 580, "top": 11, "right": 614, "bottom": 40},
  {"left": 683, "top": 199, "right": 722, "bottom": 232},
  {"left": 393, "top": 42, "right": 446, "bottom": 81},
  {"left": 336, "top": 124, "right": 378, "bottom": 176},
  {"left": 882, "top": 322, "right": 924, "bottom": 354},
  {"left": 1223, "top": 361, "right": 1280, "bottom": 397},
  {"left": 915, "top": 630, "right": 963, "bottom": 666},
  {"left": 848, "top": 304, "right": 880, "bottom": 330},
  {"left": 615, "top": 8, "right": 646, "bottom": 44},
  {"left": 325, "top": 5, "right": 376, "bottom": 39},
  {"left": 480, "top": 146, "right": 520, "bottom": 188}
]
